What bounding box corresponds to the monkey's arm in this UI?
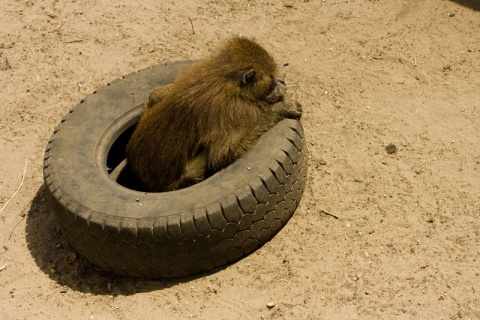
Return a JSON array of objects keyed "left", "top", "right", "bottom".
[
  {"left": 206, "top": 127, "right": 266, "bottom": 172},
  {"left": 271, "top": 100, "right": 303, "bottom": 119}
]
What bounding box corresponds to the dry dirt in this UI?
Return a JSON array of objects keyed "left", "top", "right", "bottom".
[{"left": 1, "top": 0, "right": 479, "bottom": 319}]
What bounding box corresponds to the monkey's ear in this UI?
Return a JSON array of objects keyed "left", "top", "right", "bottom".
[{"left": 241, "top": 68, "right": 256, "bottom": 86}]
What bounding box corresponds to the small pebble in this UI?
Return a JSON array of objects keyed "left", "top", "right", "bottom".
[
  {"left": 385, "top": 143, "right": 397, "bottom": 154},
  {"left": 267, "top": 301, "right": 276, "bottom": 309},
  {"left": 65, "top": 252, "right": 77, "bottom": 264}
]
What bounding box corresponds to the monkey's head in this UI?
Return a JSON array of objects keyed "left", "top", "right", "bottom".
[{"left": 215, "top": 37, "right": 287, "bottom": 105}]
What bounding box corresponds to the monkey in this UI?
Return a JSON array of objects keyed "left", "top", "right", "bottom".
[{"left": 125, "top": 36, "right": 302, "bottom": 192}]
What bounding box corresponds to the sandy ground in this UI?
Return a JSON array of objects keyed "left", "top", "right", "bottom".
[{"left": 1, "top": 0, "right": 479, "bottom": 319}]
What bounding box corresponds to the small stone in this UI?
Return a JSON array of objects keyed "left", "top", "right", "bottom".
[
  {"left": 266, "top": 301, "right": 276, "bottom": 309},
  {"left": 65, "top": 252, "right": 77, "bottom": 264},
  {"left": 385, "top": 143, "right": 397, "bottom": 154}
]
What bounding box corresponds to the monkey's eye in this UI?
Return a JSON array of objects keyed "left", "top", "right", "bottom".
[{"left": 241, "top": 68, "right": 256, "bottom": 86}]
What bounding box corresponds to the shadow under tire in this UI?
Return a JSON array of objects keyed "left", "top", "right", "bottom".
[{"left": 43, "top": 61, "right": 308, "bottom": 278}]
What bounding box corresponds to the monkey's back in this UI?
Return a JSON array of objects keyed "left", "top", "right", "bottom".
[{"left": 126, "top": 96, "right": 199, "bottom": 192}]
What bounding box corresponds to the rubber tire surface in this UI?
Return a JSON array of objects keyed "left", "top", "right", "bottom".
[{"left": 43, "top": 61, "right": 308, "bottom": 278}]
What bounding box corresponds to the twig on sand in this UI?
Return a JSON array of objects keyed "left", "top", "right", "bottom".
[
  {"left": 0, "top": 159, "right": 28, "bottom": 243},
  {"left": 320, "top": 209, "right": 339, "bottom": 220},
  {"left": 0, "top": 159, "right": 28, "bottom": 214},
  {"left": 8, "top": 217, "right": 26, "bottom": 241},
  {"left": 51, "top": 20, "right": 66, "bottom": 32},
  {"left": 187, "top": 16, "right": 196, "bottom": 35},
  {"left": 62, "top": 38, "right": 90, "bottom": 44}
]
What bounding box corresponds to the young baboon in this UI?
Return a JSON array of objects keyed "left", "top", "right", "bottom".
[{"left": 126, "top": 37, "right": 302, "bottom": 192}]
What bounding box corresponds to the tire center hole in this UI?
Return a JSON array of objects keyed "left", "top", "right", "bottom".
[{"left": 106, "top": 124, "right": 146, "bottom": 191}]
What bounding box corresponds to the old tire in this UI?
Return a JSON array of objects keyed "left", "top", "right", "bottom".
[{"left": 43, "top": 61, "right": 308, "bottom": 278}]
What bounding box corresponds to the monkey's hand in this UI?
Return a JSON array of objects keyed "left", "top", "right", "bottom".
[{"left": 272, "top": 100, "right": 303, "bottom": 119}]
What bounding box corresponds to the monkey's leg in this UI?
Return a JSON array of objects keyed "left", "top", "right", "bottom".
[
  {"left": 208, "top": 131, "right": 266, "bottom": 173},
  {"left": 167, "top": 153, "right": 208, "bottom": 191},
  {"left": 142, "top": 84, "right": 174, "bottom": 115}
]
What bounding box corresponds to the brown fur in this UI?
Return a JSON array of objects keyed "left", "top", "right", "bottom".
[{"left": 126, "top": 37, "right": 302, "bottom": 192}]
